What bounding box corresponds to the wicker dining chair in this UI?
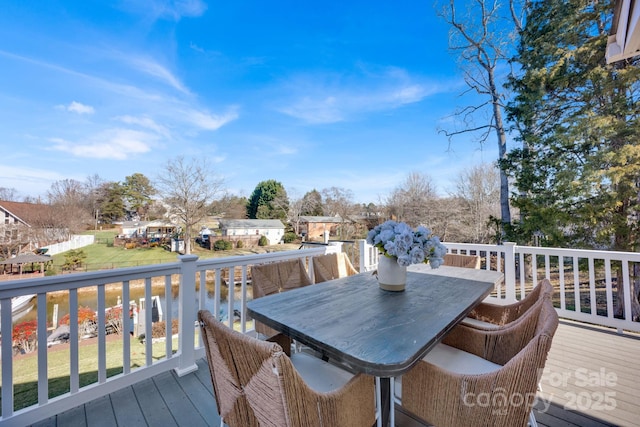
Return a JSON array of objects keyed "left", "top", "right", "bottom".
[
  {"left": 442, "top": 253, "right": 481, "bottom": 269},
  {"left": 462, "top": 278, "right": 554, "bottom": 329},
  {"left": 251, "top": 259, "right": 313, "bottom": 349},
  {"left": 311, "top": 252, "right": 359, "bottom": 283},
  {"left": 198, "top": 310, "right": 376, "bottom": 427},
  {"left": 398, "top": 296, "right": 558, "bottom": 427}
]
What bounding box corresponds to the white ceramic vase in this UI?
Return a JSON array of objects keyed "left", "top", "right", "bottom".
[{"left": 377, "top": 255, "right": 407, "bottom": 292}]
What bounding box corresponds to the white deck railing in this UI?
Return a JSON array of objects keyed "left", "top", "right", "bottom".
[
  {"left": 1, "top": 240, "right": 639, "bottom": 425},
  {"left": 360, "top": 240, "right": 640, "bottom": 334},
  {"left": 0, "top": 246, "right": 327, "bottom": 426}
]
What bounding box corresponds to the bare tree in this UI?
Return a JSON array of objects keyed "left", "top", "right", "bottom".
[
  {"left": 436, "top": 0, "right": 526, "bottom": 233},
  {"left": 453, "top": 163, "right": 500, "bottom": 242},
  {"left": 321, "top": 187, "right": 357, "bottom": 238},
  {"left": 0, "top": 187, "right": 20, "bottom": 201},
  {"left": 285, "top": 189, "right": 315, "bottom": 235},
  {"left": 47, "top": 179, "right": 93, "bottom": 233},
  {"left": 385, "top": 172, "right": 438, "bottom": 228},
  {"left": 155, "top": 156, "right": 224, "bottom": 254}
]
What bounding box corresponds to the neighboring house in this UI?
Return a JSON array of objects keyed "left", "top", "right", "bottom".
[
  {"left": 298, "top": 216, "right": 344, "bottom": 241},
  {"left": 218, "top": 219, "right": 285, "bottom": 245},
  {"left": 119, "top": 220, "right": 177, "bottom": 239},
  {"left": 0, "top": 200, "right": 67, "bottom": 257}
]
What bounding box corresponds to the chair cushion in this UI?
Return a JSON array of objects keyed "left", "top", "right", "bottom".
[
  {"left": 460, "top": 316, "right": 500, "bottom": 330},
  {"left": 395, "top": 343, "right": 501, "bottom": 400},
  {"left": 424, "top": 343, "right": 502, "bottom": 375},
  {"left": 290, "top": 352, "right": 354, "bottom": 393}
]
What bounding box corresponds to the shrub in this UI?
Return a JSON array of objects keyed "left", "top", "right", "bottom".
[
  {"left": 236, "top": 240, "right": 244, "bottom": 249},
  {"left": 13, "top": 320, "right": 38, "bottom": 353},
  {"left": 124, "top": 242, "right": 137, "bottom": 250},
  {"left": 283, "top": 232, "right": 297, "bottom": 243},
  {"left": 62, "top": 249, "right": 87, "bottom": 271},
  {"left": 214, "top": 239, "right": 233, "bottom": 251},
  {"left": 105, "top": 306, "right": 124, "bottom": 335},
  {"left": 58, "top": 306, "right": 97, "bottom": 337},
  {"left": 151, "top": 319, "right": 179, "bottom": 338},
  {"left": 59, "top": 306, "right": 96, "bottom": 326},
  {"left": 258, "top": 236, "right": 268, "bottom": 246}
]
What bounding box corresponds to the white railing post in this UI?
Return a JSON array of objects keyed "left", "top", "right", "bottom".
[
  {"left": 175, "top": 254, "right": 199, "bottom": 376},
  {"left": 503, "top": 242, "right": 517, "bottom": 302}
]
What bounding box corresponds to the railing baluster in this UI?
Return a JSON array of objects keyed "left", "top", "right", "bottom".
[
  {"left": 1, "top": 298, "right": 14, "bottom": 418},
  {"left": 123, "top": 280, "right": 131, "bottom": 374},
  {"left": 588, "top": 258, "right": 596, "bottom": 316},
  {"left": 559, "top": 257, "right": 566, "bottom": 310},
  {"left": 145, "top": 277, "right": 152, "bottom": 367},
  {"left": 622, "top": 260, "right": 632, "bottom": 322},
  {"left": 573, "top": 256, "right": 580, "bottom": 314},
  {"left": 605, "top": 259, "right": 613, "bottom": 319},
  {"left": 227, "top": 267, "right": 235, "bottom": 329},
  {"left": 69, "top": 288, "right": 79, "bottom": 393},
  {"left": 97, "top": 284, "right": 106, "bottom": 383},
  {"left": 37, "top": 292, "right": 48, "bottom": 404},
  {"left": 241, "top": 265, "right": 248, "bottom": 333},
  {"left": 165, "top": 275, "right": 173, "bottom": 358}
]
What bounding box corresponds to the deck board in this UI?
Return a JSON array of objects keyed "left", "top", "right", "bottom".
[
  {"left": 109, "top": 385, "right": 148, "bottom": 427},
  {"left": 84, "top": 395, "right": 116, "bottom": 427},
  {"left": 131, "top": 377, "right": 178, "bottom": 427},
  {"left": 152, "top": 370, "right": 209, "bottom": 427},
  {"left": 27, "top": 321, "right": 638, "bottom": 427},
  {"left": 538, "top": 320, "right": 640, "bottom": 427}
]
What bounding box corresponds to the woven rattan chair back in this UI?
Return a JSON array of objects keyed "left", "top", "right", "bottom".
[
  {"left": 312, "top": 253, "right": 359, "bottom": 283},
  {"left": 198, "top": 309, "right": 376, "bottom": 427},
  {"left": 403, "top": 297, "right": 559, "bottom": 427},
  {"left": 442, "top": 253, "right": 481, "bottom": 269},
  {"left": 251, "top": 259, "right": 312, "bottom": 338},
  {"left": 467, "top": 278, "right": 554, "bottom": 327}
]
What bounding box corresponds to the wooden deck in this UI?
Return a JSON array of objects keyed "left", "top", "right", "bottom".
[{"left": 29, "top": 321, "right": 639, "bottom": 427}]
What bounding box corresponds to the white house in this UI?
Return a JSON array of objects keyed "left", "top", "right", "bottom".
[
  {"left": 119, "top": 220, "right": 177, "bottom": 239},
  {"left": 218, "top": 219, "right": 285, "bottom": 245}
]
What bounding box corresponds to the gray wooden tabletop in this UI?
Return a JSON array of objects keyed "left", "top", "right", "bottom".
[{"left": 247, "top": 265, "right": 503, "bottom": 377}]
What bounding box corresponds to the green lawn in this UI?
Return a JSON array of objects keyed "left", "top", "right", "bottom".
[
  {"left": 49, "top": 231, "right": 299, "bottom": 273},
  {"left": 1, "top": 334, "right": 180, "bottom": 413}
]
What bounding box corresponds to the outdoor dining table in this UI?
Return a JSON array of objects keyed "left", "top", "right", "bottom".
[{"left": 246, "top": 263, "right": 504, "bottom": 427}]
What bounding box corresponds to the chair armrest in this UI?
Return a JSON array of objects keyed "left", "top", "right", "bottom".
[
  {"left": 443, "top": 299, "right": 544, "bottom": 365},
  {"left": 266, "top": 333, "right": 292, "bottom": 357},
  {"left": 467, "top": 300, "right": 524, "bottom": 326}
]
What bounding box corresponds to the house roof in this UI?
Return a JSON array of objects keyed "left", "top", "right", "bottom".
[
  {"left": 299, "top": 216, "right": 344, "bottom": 223},
  {"left": 0, "top": 254, "right": 53, "bottom": 265},
  {"left": 219, "top": 219, "right": 285, "bottom": 229},
  {"left": 0, "top": 200, "right": 55, "bottom": 227}
]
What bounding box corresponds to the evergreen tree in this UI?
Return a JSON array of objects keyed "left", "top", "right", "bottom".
[
  {"left": 504, "top": 0, "right": 640, "bottom": 251},
  {"left": 504, "top": 0, "right": 640, "bottom": 320},
  {"left": 246, "top": 180, "right": 288, "bottom": 220},
  {"left": 122, "top": 173, "right": 155, "bottom": 219}
]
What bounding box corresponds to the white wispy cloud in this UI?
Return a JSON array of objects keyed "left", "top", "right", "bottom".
[
  {"left": 128, "top": 56, "right": 191, "bottom": 95},
  {"left": 49, "top": 128, "right": 156, "bottom": 160},
  {"left": 118, "top": 0, "right": 207, "bottom": 21},
  {"left": 114, "top": 115, "right": 171, "bottom": 138},
  {"left": 276, "top": 67, "right": 446, "bottom": 124},
  {"left": 69, "top": 101, "right": 95, "bottom": 114},
  {"left": 184, "top": 107, "right": 239, "bottom": 131}
]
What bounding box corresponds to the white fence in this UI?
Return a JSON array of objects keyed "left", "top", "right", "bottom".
[{"left": 42, "top": 235, "right": 95, "bottom": 256}]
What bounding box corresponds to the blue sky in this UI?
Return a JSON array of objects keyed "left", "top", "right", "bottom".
[{"left": 0, "top": 0, "right": 498, "bottom": 204}]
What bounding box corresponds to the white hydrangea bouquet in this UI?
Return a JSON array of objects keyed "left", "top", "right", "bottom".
[{"left": 366, "top": 220, "right": 447, "bottom": 267}]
